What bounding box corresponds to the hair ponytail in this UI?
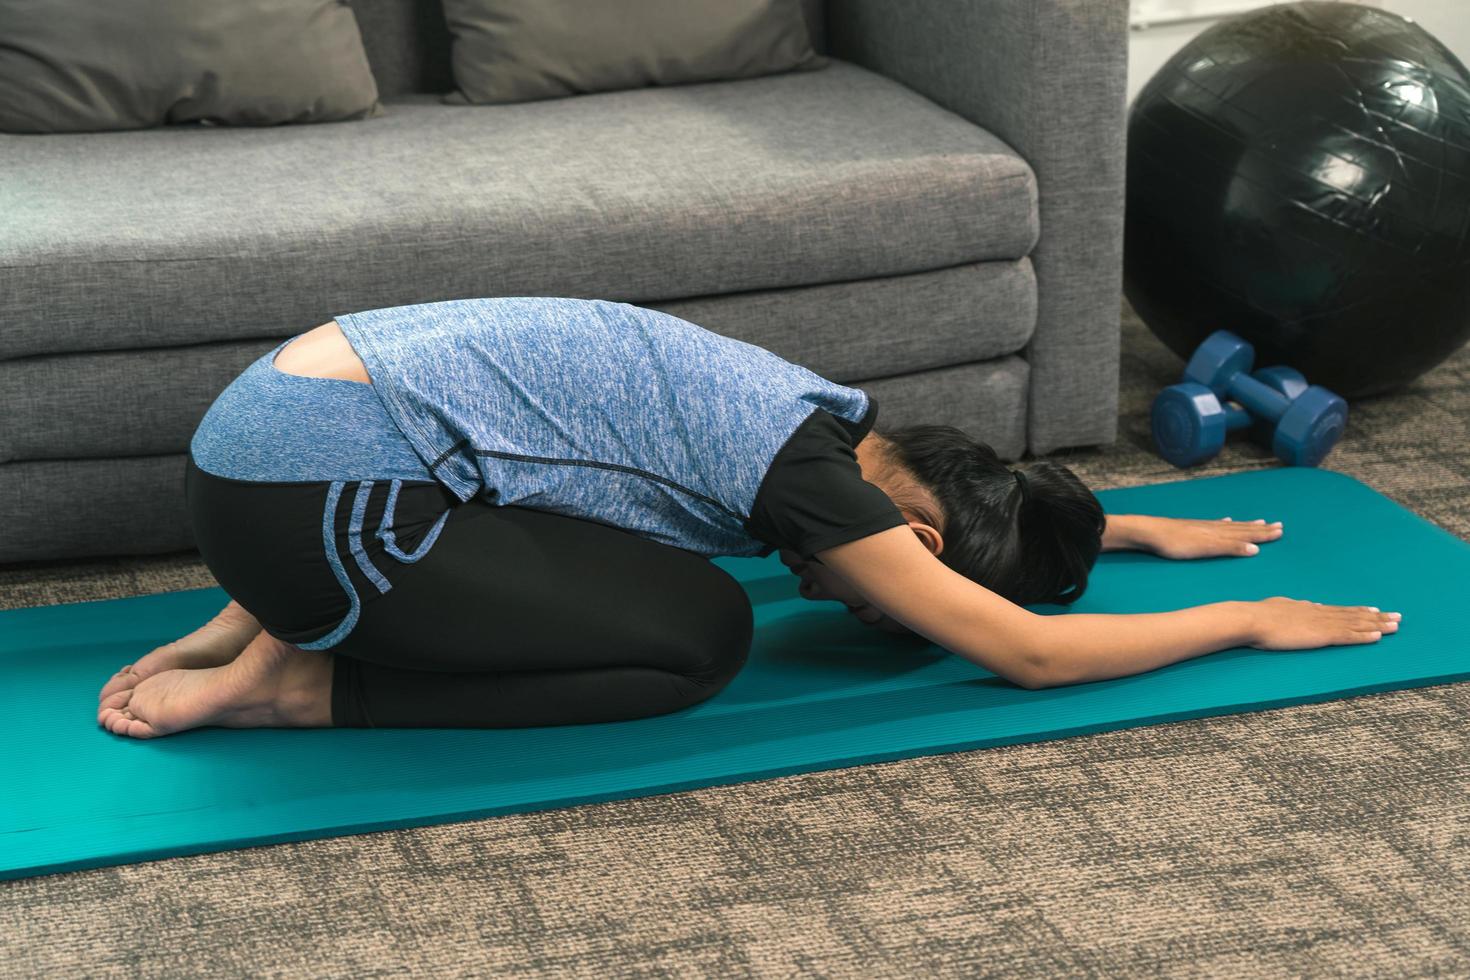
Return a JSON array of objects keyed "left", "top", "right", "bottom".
[{"left": 1006, "top": 461, "right": 1107, "bottom": 604}]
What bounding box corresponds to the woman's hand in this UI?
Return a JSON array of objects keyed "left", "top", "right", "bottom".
[
  {"left": 1246, "top": 597, "right": 1401, "bottom": 650},
  {"left": 843, "top": 602, "right": 917, "bottom": 635},
  {"left": 1112, "top": 514, "right": 1285, "bottom": 560},
  {"left": 779, "top": 548, "right": 917, "bottom": 636}
]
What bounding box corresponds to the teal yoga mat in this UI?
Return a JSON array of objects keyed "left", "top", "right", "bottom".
[{"left": 4, "top": 467, "right": 1467, "bottom": 881}]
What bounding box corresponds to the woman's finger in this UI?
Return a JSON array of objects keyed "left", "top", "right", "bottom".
[{"left": 1215, "top": 521, "right": 1281, "bottom": 534}]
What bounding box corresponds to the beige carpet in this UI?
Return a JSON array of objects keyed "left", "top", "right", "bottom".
[{"left": 3, "top": 305, "right": 1468, "bottom": 978}]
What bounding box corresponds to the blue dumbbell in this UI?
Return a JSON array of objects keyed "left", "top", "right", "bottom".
[{"left": 1152, "top": 331, "right": 1348, "bottom": 468}]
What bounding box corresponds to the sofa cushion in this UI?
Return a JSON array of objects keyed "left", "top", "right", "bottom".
[
  {"left": 440, "top": 0, "right": 824, "bottom": 106},
  {"left": 0, "top": 0, "right": 381, "bottom": 133},
  {"left": 0, "top": 260, "right": 1034, "bottom": 464},
  {"left": 0, "top": 60, "right": 1038, "bottom": 359},
  {"left": 351, "top": 0, "right": 828, "bottom": 97}
]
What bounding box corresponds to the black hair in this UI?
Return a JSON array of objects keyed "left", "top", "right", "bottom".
[{"left": 873, "top": 424, "right": 1106, "bottom": 606}]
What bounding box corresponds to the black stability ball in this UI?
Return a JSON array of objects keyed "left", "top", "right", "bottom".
[{"left": 1125, "top": 1, "right": 1470, "bottom": 399}]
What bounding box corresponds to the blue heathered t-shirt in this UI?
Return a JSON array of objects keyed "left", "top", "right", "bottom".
[{"left": 330, "top": 297, "right": 906, "bottom": 559}]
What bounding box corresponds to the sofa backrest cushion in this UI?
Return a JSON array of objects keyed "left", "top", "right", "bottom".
[
  {"left": 0, "top": 0, "right": 381, "bottom": 133},
  {"left": 440, "top": 0, "right": 825, "bottom": 105},
  {"left": 353, "top": 0, "right": 826, "bottom": 98}
]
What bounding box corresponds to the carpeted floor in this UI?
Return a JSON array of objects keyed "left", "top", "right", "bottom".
[{"left": 4, "top": 305, "right": 1468, "bottom": 978}]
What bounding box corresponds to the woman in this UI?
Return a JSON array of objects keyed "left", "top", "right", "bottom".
[{"left": 97, "top": 297, "right": 1400, "bottom": 738}]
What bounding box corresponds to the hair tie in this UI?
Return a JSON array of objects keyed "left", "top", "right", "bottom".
[{"left": 1013, "top": 469, "right": 1031, "bottom": 504}]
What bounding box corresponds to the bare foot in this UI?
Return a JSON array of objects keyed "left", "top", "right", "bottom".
[
  {"left": 98, "top": 599, "right": 262, "bottom": 705},
  {"left": 97, "top": 628, "right": 334, "bottom": 739}
]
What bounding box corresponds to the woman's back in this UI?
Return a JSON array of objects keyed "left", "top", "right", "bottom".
[{"left": 331, "top": 296, "right": 877, "bottom": 557}]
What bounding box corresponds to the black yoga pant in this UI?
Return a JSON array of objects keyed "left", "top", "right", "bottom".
[{"left": 184, "top": 456, "right": 754, "bottom": 728}]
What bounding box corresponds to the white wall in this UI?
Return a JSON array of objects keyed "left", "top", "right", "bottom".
[{"left": 1127, "top": 0, "right": 1470, "bottom": 103}]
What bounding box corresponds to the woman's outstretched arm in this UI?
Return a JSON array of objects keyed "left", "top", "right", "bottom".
[{"left": 813, "top": 526, "right": 1399, "bottom": 689}]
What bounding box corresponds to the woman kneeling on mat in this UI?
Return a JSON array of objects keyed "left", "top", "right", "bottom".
[{"left": 97, "top": 297, "right": 1401, "bottom": 738}]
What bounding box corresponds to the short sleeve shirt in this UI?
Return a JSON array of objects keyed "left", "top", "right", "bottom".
[
  {"left": 743, "top": 396, "right": 909, "bottom": 560},
  {"left": 335, "top": 297, "right": 894, "bottom": 558}
]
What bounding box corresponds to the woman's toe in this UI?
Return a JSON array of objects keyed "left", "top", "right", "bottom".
[
  {"left": 98, "top": 669, "right": 141, "bottom": 705},
  {"left": 116, "top": 707, "right": 154, "bottom": 739},
  {"left": 100, "top": 688, "right": 133, "bottom": 712},
  {"left": 100, "top": 693, "right": 156, "bottom": 739},
  {"left": 98, "top": 688, "right": 134, "bottom": 729}
]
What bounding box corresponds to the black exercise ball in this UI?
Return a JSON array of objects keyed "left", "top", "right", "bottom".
[{"left": 1125, "top": 1, "right": 1470, "bottom": 399}]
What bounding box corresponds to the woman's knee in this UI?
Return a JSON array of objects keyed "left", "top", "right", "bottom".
[{"left": 676, "top": 562, "right": 754, "bottom": 687}]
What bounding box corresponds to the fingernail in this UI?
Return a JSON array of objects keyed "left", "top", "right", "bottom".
[
  {"left": 1272, "top": 521, "right": 1283, "bottom": 526},
  {"left": 1389, "top": 612, "right": 1402, "bottom": 620},
  {"left": 1246, "top": 544, "right": 1259, "bottom": 554}
]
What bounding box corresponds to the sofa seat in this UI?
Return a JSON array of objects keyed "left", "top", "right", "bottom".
[{"left": 1, "top": 60, "right": 1038, "bottom": 360}]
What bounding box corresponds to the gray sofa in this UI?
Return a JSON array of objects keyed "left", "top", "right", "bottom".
[{"left": 0, "top": 0, "right": 1128, "bottom": 565}]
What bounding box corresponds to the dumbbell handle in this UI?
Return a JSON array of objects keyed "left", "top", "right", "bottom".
[
  {"left": 1223, "top": 371, "right": 1291, "bottom": 423},
  {"left": 1222, "top": 402, "right": 1253, "bottom": 431}
]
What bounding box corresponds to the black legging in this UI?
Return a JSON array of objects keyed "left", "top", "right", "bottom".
[{"left": 183, "top": 456, "right": 754, "bottom": 728}]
